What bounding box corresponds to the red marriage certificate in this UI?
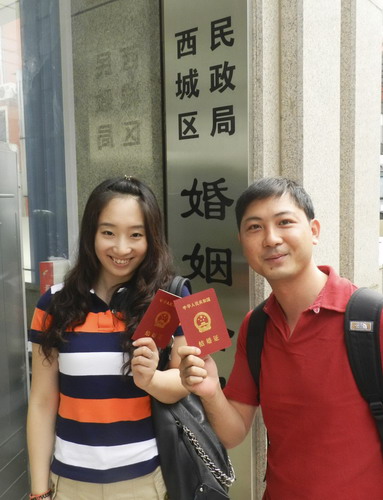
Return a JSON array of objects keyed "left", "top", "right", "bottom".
[
  {"left": 174, "top": 288, "right": 231, "bottom": 356},
  {"left": 132, "top": 289, "right": 181, "bottom": 348}
]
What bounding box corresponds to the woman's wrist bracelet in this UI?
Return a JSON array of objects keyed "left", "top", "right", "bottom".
[{"left": 29, "top": 489, "right": 52, "bottom": 499}]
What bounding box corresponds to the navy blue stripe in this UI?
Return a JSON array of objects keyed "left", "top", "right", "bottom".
[
  {"left": 59, "top": 373, "right": 146, "bottom": 399},
  {"left": 28, "top": 329, "right": 43, "bottom": 343},
  {"left": 51, "top": 456, "right": 160, "bottom": 483},
  {"left": 36, "top": 289, "right": 53, "bottom": 310},
  {"left": 59, "top": 331, "right": 123, "bottom": 352},
  {"left": 56, "top": 415, "right": 155, "bottom": 446}
]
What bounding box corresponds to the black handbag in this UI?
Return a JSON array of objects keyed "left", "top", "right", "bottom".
[{"left": 151, "top": 276, "right": 235, "bottom": 500}]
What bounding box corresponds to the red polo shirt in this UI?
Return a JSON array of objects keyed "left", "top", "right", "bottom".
[{"left": 224, "top": 266, "right": 383, "bottom": 499}]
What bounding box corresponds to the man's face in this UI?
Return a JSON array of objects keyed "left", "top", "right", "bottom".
[{"left": 238, "top": 193, "right": 320, "bottom": 285}]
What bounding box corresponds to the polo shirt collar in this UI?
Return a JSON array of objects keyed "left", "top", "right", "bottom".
[
  {"left": 265, "top": 265, "right": 355, "bottom": 315},
  {"left": 309, "top": 265, "right": 356, "bottom": 313}
]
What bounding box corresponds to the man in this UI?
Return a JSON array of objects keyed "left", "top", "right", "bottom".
[{"left": 178, "top": 177, "right": 383, "bottom": 499}]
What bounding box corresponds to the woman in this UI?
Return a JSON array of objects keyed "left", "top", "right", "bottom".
[{"left": 27, "top": 177, "right": 189, "bottom": 500}]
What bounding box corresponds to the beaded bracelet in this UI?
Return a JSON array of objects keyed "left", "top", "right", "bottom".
[{"left": 29, "top": 489, "right": 52, "bottom": 500}]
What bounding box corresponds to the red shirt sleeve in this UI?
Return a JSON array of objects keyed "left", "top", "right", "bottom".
[{"left": 223, "top": 310, "right": 259, "bottom": 407}]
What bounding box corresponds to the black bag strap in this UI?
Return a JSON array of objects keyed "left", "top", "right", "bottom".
[
  {"left": 344, "top": 287, "right": 383, "bottom": 445},
  {"left": 158, "top": 276, "right": 192, "bottom": 370},
  {"left": 246, "top": 299, "right": 268, "bottom": 403},
  {"left": 167, "top": 275, "right": 192, "bottom": 297}
]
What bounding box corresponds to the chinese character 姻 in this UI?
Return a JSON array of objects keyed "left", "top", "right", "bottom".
[
  {"left": 206, "top": 247, "right": 232, "bottom": 286},
  {"left": 182, "top": 244, "right": 232, "bottom": 285}
]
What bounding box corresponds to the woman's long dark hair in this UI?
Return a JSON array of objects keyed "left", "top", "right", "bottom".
[{"left": 41, "top": 177, "right": 175, "bottom": 371}]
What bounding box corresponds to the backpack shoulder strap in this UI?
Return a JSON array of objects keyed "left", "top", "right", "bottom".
[
  {"left": 167, "top": 275, "right": 192, "bottom": 297},
  {"left": 246, "top": 299, "right": 268, "bottom": 403},
  {"left": 344, "top": 287, "right": 383, "bottom": 445}
]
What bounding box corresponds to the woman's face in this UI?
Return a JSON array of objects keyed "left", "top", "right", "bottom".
[{"left": 94, "top": 195, "right": 148, "bottom": 289}]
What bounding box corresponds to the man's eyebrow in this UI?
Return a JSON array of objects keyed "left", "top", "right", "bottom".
[{"left": 243, "top": 210, "right": 297, "bottom": 223}]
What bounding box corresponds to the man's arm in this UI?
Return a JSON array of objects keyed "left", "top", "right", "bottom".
[{"left": 178, "top": 345, "right": 257, "bottom": 448}]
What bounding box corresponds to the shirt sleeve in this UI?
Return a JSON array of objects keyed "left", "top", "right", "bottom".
[
  {"left": 28, "top": 288, "right": 53, "bottom": 344},
  {"left": 223, "top": 310, "right": 260, "bottom": 406}
]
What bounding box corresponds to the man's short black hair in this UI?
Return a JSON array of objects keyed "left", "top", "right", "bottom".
[{"left": 235, "top": 177, "right": 315, "bottom": 229}]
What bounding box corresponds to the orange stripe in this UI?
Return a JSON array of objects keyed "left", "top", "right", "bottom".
[
  {"left": 31, "top": 308, "right": 125, "bottom": 333},
  {"left": 31, "top": 308, "right": 52, "bottom": 330},
  {"left": 58, "top": 393, "right": 151, "bottom": 423},
  {"left": 73, "top": 311, "right": 126, "bottom": 333}
]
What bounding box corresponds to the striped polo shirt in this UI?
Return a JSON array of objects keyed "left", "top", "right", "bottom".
[{"left": 29, "top": 283, "right": 186, "bottom": 484}]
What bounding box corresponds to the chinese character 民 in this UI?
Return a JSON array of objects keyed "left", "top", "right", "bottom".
[{"left": 211, "top": 17, "right": 234, "bottom": 51}]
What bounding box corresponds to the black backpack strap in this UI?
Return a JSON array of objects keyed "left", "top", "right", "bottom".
[
  {"left": 345, "top": 287, "right": 383, "bottom": 445},
  {"left": 246, "top": 299, "right": 268, "bottom": 403},
  {"left": 158, "top": 276, "right": 192, "bottom": 370},
  {"left": 167, "top": 275, "right": 192, "bottom": 297}
]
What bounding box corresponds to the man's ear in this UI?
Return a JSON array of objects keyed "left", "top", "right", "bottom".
[{"left": 311, "top": 219, "right": 320, "bottom": 245}]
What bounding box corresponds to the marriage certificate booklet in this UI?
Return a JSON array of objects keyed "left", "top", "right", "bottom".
[
  {"left": 132, "top": 289, "right": 181, "bottom": 348},
  {"left": 174, "top": 288, "right": 231, "bottom": 356}
]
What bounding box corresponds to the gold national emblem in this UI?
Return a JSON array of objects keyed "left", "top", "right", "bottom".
[{"left": 194, "top": 312, "right": 212, "bottom": 333}]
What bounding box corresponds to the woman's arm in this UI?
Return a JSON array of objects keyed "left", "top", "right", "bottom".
[
  {"left": 131, "top": 335, "right": 188, "bottom": 403},
  {"left": 27, "top": 344, "right": 60, "bottom": 494}
]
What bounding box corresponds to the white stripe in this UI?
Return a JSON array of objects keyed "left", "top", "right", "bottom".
[
  {"left": 59, "top": 352, "right": 125, "bottom": 376},
  {"left": 54, "top": 436, "right": 158, "bottom": 470},
  {"left": 51, "top": 283, "right": 64, "bottom": 294}
]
